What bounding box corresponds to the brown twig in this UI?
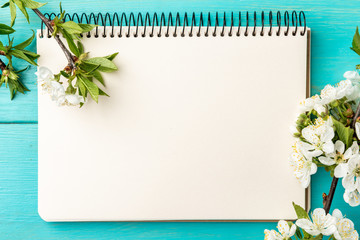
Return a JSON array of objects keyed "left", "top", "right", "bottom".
[
  {"left": 32, "top": 8, "right": 76, "bottom": 70},
  {"left": 352, "top": 103, "right": 360, "bottom": 128},
  {"left": 323, "top": 177, "right": 339, "bottom": 214},
  {"left": 0, "top": 58, "right": 6, "bottom": 71}
]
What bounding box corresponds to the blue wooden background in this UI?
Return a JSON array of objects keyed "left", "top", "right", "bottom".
[{"left": 1, "top": 0, "right": 360, "bottom": 239}]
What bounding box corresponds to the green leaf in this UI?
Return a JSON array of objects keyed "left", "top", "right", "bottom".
[
  {"left": 60, "top": 21, "right": 83, "bottom": 35},
  {"left": 61, "top": 29, "right": 79, "bottom": 57},
  {"left": 21, "top": 0, "right": 46, "bottom": 9},
  {"left": 295, "top": 227, "right": 303, "bottom": 240},
  {"left": 293, "top": 202, "right": 311, "bottom": 239},
  {"left": 292, "top": 202, "right": 309, "bottom": 219},
  {"left": 21, "top": 49, "right": 39, "bottom": 59},
  {"left": 78, "top": 75, "right": 99, "bottom": 103},
  {"left": 13, "top": 30, "right": 34, "bottom": 49},
  {"left": 98, "top": 88, "right": 109, "bottom": 97},
  {"left": 77, "top": 78, "right": 87, "bottom": 99},
  {"left": 14, "top": 65, "right": 29, "bottom": 73},
  {"left": 1, "top": 2, "right": 10, "bottom": 8},
  {"left": 9, "top": 0, "right": 16, "bottom": 27},
  {"left": 92, "top": 70, "right": 105, "bottom": 86},
  {"left": 351, "top": 27, "right": 360, "bottom": 56},
  {"left": 14, "top": 0, "right": 29, "bottom": 23},
  {"left": 104, "top": 52, "right": 118, "bottom": 61},
  {"left": 332, "top": 117, "right": 354, "bottom": 148},
  {"left": 310, "top": 234, "right": 323, "bottom": 240},
  {"left": 60, "top": 71, "right": 70, "bottom": 78},
  {"left": 9, "top": 49, "right": 37, "bottom": 65},
  {"left": 77, "top": 41, "right": 84, "bottom": 54},
  {"left": 0, "top": 41, "right": 6, "bottom": 51},
  {"left": 78, "top": 23, "right": 96, "bottom": 33},
  {"left": 84, "top": 57, "right": 118, "bottom": 72},
  {"left": 0, "top": 23, "right": 15, "bottom": 35}
]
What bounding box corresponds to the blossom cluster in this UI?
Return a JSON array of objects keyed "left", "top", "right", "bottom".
[
  {"left": 290, "top": 71, "right": 360, "bottom": 207},
  {"left": 265, "top": 208, "right": 358, "bottom": 240},
  {"left": 36, "top": 66, "right": 84, "bottom": 106}
]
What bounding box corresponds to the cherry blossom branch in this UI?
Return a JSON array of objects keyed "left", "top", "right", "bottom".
[
  {"left": 32, "top": 8, "right": 76, "bottom": 69},
  {"left": 323, "top": 101, "right": 360, "bottom": 213}
]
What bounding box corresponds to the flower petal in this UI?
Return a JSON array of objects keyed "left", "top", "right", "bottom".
[
  {"left": 343, "top": 174, "right": 357, "bottom": 191},
  {"left": 323, "top": 141, "right": 335, "bottom": 154},
  {"left": 295, "top": 218, "right": 313, "bottom": 230},
  {"left": 344, "top": 71, "right": 360, "bottom": 81},
  {"left": 319, "top": 156, "right": 336, "bottom": 166},
  {"left": 321, "top": 128, "right": 335, "bottom": 144},
  {"left": 351, "top": 141, "right": 360, "bottom": 155},
  {"left": 335, "top": 140, "right": 345, "bottom": 154},
  {"left": 321, "top": 224, "right": 337, "bottom": 236},
  {"left": 356, "top": 122, "right": 360, "bottom": 141},
  {"left": 277, "top": 220, "right": 290, "bottom": 236},
  {"left": 332, "top": 209, "right": 343, "bottom": 220},
  {"left": 344, "top": 189, "right": 360, "bottom": 207},
  {"left": 289, "top": 224, "right": 296, "bottom": 237},
  {"left": 310, "top": 163, "right": 318, "bottom": 175},
  {"left": 334, "top": 164, "right": 349, "bottom": 178}
]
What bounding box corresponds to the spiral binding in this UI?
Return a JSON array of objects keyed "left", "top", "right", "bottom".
[{"left": 39, "top": 11, "right": 306, "bottom": 38}]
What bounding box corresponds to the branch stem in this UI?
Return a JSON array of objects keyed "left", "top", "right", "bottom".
[
  {"left": 32, "top": 8, "right": 76, "bottom": 69},
  {"left": 323, "top": 177, "right": 339, "bottom": 214},
  {"left": 0, "top": 58, "right": 6, "bottom": 71},
  {"left": 353, "top": 103, "right": 360, "bottom": 128}
]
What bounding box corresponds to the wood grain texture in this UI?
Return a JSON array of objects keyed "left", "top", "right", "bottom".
[{"left": 1, "top": 0, "right": 360, "bottom": 239}]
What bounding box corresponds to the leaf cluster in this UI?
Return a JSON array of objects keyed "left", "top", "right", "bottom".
[
  {"left": 1, "top": 0, "right": 46, "bottom": 26},
  {"left": 51, "top": 4, "right": 96, "bottom": 57},
  {"left": 57, "top": 41, "right": 118, "bottom": 106},
  {"left": 0, "top": 23, "right": 38, "bottom": 99}
]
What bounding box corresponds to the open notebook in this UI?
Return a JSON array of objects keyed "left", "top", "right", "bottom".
[{"left": 37, "top": 11, "right": 310, "bottom": 221}]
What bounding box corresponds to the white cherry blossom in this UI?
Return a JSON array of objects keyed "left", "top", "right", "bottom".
[
  {"left": 299, "top": 95, "right": 326, "bottom": 114},
  {"left": 332, "top": 209, "right": 359, "bottom": 240},
  {"left": 344, "top": 71, "right": 360, "bottom": 82},
  {"left": 35, "top": 66, "right": 83, "bottom": 107},
  {"left": 57, "top": 94, "right": 84, "bottom": 106},
  {"left": 290, "top": 141, "right": 317, "bottom": 188},
  {"left": 301, "top": 117, "right": 335, "bottom": 155},
  {"left": 295, "top": 208, "right": 337, "bottom": 236},
  {"left": 264, "top": 220, "right": 296, "bottom": 240},
  {"left": 342, "top": 155, "right": 360, "bottom": 192},
  {"left": 336, "top": 80, "right": 355, "bottom": 100},
  {"left": 319, "top": 141, "right": 359, "bottom": 178},
  {"left": 344, "top": 189, "right": 360, "bottom": 207},
  {"left": 321, "top": 84, "right": 337, "bottom": 105}
]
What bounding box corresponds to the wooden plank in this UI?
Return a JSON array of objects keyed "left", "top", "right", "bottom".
[
  {"left": 1, "top": 0, "right": 360, "bottom": 239},
  {"left": 0, "top": 0, "right": 360, "bottom": 122},
  {"left": 0, "top": 124, "right": 359, "bottom": 239},
  {"left": 0, "top": 124, "right": 277, "bottom": 239}
]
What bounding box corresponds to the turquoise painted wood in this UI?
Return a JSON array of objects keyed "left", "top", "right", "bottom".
[{"left": 1, "top": 0, "right": 360, "bottom": 239}]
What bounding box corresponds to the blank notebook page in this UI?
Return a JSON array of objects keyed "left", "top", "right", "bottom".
[{"left": 37, "top": 26, "right": 310, "bottom": 221}]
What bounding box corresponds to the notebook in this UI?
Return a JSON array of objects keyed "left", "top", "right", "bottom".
[{"left": 37, "top": 11, "right": 310, "bottom": 222}]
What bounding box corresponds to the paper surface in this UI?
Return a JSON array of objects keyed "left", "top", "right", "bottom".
[{"left": 37, "top": 26, "right": 310, "bottom": 221}]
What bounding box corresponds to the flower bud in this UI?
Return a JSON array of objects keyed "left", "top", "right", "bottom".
[
  {"left": 343, "top": 108, "right": 354, "bottom": 118},
  {"left": 2, "top": 69, "right": 8, "bottom": 76},
  {"left": 64, "top": 65, "right": 72, "bottom": 73},
  {"left": 330, "top": 100, "right": 340, "bottom": 108}
]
